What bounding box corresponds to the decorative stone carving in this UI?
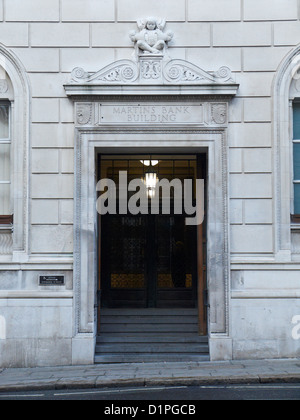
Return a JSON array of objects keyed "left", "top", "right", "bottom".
[
  {"left": 71, "top": 60, "right": 139, "bottom": 84},
  {"left": 65, "top": 17, "right": 238, "bottom": 96},
  {"left": 211, "top": 103, "right": 227, "bottom": 124},
  {"left": 76, "top": 103, "right": 92, "bottom": 125},
  {"left": 140, "top": 58, "right": 162, "bottom": 80},
  {"left": 290, "top": 69, "right": 300, "bottom": 96},
  {"left": 129, "top": 17, "right": 173, "bottom": 57},
  {"left": 164, "top": 60, "right": 215, "bottom": 83},
  {"left": 0, "top": 79, "right": 8, "bottom": 94},
  {"left": 69, "top": 59, "right": 235, "bottom": 87},
  {"left": 0, "top": 233, "right": 13, "bottom": 255},
  {"left": 214, "top": 66, "right": 235, "bottom": 83}
]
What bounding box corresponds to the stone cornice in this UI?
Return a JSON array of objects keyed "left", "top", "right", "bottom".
[{"left": 65, "top": 83, "right": 239, "bottom": 98}]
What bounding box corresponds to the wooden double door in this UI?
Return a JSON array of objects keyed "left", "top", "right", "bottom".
[{"left": 100, "top": 212, "right": 199, "bottom": 309}]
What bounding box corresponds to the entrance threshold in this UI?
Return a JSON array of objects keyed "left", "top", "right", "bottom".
[{"left": 95, "top": 308, "right": 209, "bottom": 363}]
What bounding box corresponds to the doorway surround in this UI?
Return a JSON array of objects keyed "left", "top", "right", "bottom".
[{"left": 64, "top": 54, "right": 239, "bottom": 364}]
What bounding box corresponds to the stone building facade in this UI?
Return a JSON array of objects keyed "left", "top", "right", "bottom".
[{"left": 0, "top": 0, "right": 299, "bottom": 367}]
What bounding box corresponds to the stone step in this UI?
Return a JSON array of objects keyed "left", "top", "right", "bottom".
[
  {"left": 96, "top": 334, "right": 208, "bottom": 343},
  {"left": 96, "top": 308, "right": 208, "bottom": 363},
  {"left": 100, "top": 315, "right": 198, "bottom": 324},
  {"left": 100, "top": 308, "right": 198, "bottom": 316},
  {"left": 95, "top": 343, "right": 209, "bottom": 354},
  {"left": 100, "top": 323, "right": 199, "bottom": 333},
  {"left": 94, "top": 353, "right": 210, "bottom": 364}
]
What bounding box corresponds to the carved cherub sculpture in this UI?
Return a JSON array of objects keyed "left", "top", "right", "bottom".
[{"left": 129, "top": 17, "right": 173, "bottom": 56}]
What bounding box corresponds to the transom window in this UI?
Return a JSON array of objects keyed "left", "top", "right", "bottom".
[{"left": 0, "top": 103, "right": 11, "bottom": 218}]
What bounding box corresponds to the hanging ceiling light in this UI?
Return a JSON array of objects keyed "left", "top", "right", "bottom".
[
  {"left": 140, "top": 159, "right": 159, "bottom": 167},
  {"left": 143, "top": 159, "right": 158, "bottom": 198}
]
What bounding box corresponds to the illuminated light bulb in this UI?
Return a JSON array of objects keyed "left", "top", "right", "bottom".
[
  {"left": 144, "top": 166, "right": 158, "bottom": 198},
  {"left": 140, "top": 160, "right": 159, "bottom": 167}
]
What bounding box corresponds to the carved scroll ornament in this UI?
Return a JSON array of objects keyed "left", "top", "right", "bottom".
[{"left": 66, "top": 17, "right": 238, "bottom": 92}]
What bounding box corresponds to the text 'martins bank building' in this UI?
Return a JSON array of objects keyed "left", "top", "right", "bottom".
[{"left": 0, "top": 0, "right": 299, "bottom": 367}]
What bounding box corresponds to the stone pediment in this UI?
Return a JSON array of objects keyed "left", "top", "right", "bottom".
[
  {"left": 65, "top": 55, "right": 238, "bottom": 95},
  {"left": 64, "top": 17, "right": 239, "bottom": 97},
  {"left": 64, "top": 57, "right": 239, "bottom": 97},
  {"left": 69, "top": 58, "right": 234, "bottom": 84}
]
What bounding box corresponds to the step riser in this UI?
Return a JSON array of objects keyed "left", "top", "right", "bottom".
[
  {"left": 100, "top": 325, "right": 199, "bottom": 333},
  {"left": 97, "top": 335, "right": 208, "bottom": 343},
  {"left": 95, "top": 355, "right": 210, "bottom": 363},
  {"left": 96, "top": 344, "right": 209, "bottom": 354},
  {"left": 100, "top": 316, "right": 198, "bottom": 324},
  {"left": 100, "top": 309, "right": 198, "bottom": 316}
]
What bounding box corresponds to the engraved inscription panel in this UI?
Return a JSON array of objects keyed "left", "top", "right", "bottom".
[{"left": 99, "top": 104, "right": 204, "bottom": 125}]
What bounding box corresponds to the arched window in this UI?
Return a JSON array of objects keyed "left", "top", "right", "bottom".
[
  {"left": 274, "top": 46, "right": 300, "bottom": 259},
  {"left": 0, "top": 45, "right": 29, "bottom": 257},
  {"left": 0, "top": 102, "right": 11, "bottom": 221},
  {"left": 292, "top": 101, "right": 300, "bottom": 219}
]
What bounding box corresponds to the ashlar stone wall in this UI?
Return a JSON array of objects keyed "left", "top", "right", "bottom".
[
  {"left": 0, "top": 0, "right": 297, "bottom": 257},
  {"left": 0, "top": 0, "right": 299, "bottom": 365}
]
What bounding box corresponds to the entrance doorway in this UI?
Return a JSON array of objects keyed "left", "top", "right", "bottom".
[
  {"left": 101, "top": 212, "right": 198, "bottom": 308},
  {"left": 97, "top": 154, "right": 207, "bottom": 334}
]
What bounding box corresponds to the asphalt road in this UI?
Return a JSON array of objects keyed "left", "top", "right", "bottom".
[{"left": 0, "top": 383, "right": 299, "bottom": 401}]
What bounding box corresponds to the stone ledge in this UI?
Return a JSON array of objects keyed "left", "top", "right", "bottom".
[{"left": 64, "top": 83, "right": 240, "bottom": 98}]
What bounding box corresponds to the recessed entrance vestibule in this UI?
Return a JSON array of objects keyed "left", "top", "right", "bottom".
[
  {"left": 98, "top": 154, "right": 206, "bottom": 310},
  {"left": 96, "top": 153, "right": 208, "bottom": 361}
]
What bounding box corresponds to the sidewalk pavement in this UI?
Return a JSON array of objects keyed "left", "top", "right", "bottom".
[{"left": 0, "top": 359, "right": 300, "bottom": 392}]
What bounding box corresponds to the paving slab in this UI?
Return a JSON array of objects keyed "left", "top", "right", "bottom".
[{"left": 0, "top": 359, "right": 299, "bottom": 392}]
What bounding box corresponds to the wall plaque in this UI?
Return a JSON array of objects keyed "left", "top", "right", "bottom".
[
  {"left": 99, "top": 103, "right": 204, "bottom": 125},
  {"left": 39, "top": 275, "right": 65, "bottom": 286}
]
